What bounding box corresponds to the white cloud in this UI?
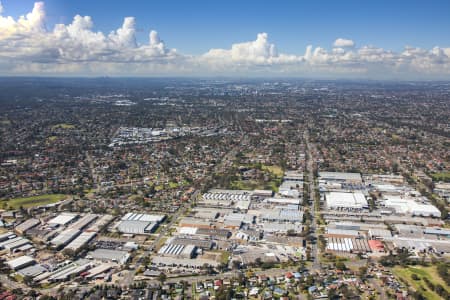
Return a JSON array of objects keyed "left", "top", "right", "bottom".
[
  {"left": 108, "top": 17, "right": 137, "bottom": 48},
  {"left": 204, "top": 32, "right": 278, "bottom": 64},
  {"left": 203, "top": 32, "right": 302, "bottom": 67},
  {"left": 0, "top": 2, "right": 449, "bottom": 79},
  {"left": 333, "top": 38, "right": 355, "bottom": 48},
  {"left": 0, "top": 1, "right": 46, "bottom": 38}
]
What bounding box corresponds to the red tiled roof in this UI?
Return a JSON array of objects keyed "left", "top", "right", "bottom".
[{"left": 368, "top": 239, "right": 384, "bottom": 251}]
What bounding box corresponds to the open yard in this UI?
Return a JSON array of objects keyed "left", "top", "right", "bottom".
[
  {"left": 430, "top": 172, "right": 450, "bottom": 183},
  {"left": 393, "top": 265, "right": 450, "bottom": 300},
  {"left": 1, "top": 194, "right": 67, "bottom": 210},
  {"left": 52, "top": 123, "right": 75, "bottom": 129},
  {"left": 261, "top": 165, "right": 284, "bottom": 177},
  {"left": 229, "top": 164, "right": 284, "bottom": 192}
]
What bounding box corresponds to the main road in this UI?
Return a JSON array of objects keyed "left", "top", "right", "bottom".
[{"left": 304, "top": 130, "right": 321, "bottom": 272}]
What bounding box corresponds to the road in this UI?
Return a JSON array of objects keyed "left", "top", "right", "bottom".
[
  {"left": 153, "top": 266, "right": 301, "bottom": 285},
  {"left": 368, "top": 278, "right": 387, "bottom": 299},
  {"left": 85, "top": 150, "right": 99, "bottom": 193},
  {"left": 304, "top": 130, "right": 321, "bottom": 272}
]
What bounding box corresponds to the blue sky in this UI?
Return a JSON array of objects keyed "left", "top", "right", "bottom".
[
  {"left": 0, "top": 0, "right": 449, "bottom": 78},
  {"left": 3, "top": 0, "right": 450, "bottom": 54}
]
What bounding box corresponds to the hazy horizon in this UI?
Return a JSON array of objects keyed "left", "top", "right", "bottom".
[{"left": 1, "top": 1, "right": 450, "bottom": 79}]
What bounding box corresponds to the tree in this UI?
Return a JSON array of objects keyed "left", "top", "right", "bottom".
[
  {"left": 335, "top": 261, "right": 347, "bottom": 270},
  {"left": 62, "top": 248, "right": 75, "bottom": 258},
  {"left": 254, "top": 257, "right": 263, "bottom": 267},
  {"left": 358, "top": 266, "right": 368, "bottom": 280},
  {"left": 287, "top": 229, "right": 297, "bottom": 236},
  {"left": 232, "top": 260, "right": 241, "bottom": 270},
  {"left": 23, "top": 275, "right": 34, "bottom": 286},
  {"left": 157, "top": 272, "right": 167, "bottom": 283}
]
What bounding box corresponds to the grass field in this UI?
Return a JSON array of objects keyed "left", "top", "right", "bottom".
[
  {"left": 168, "top": 181, "right": 179, "bottom": 189},
  {"left": 431, "top": 172, "right": 450, "bottom": 183},
  {"left": 229, "top": 164, "right": 284, "bottom": 192},
  {"left": 52, "top": 123, "right": 75, "bottom": 129},
  {"left": 230, "top": 180, "right": 261, "bottom": 190},
  {"left": 219, "top": 251, "right": 230, "bottom": 264},
  {"left": 262, "top": 165, "right": 284, "bottom": 177},
  {"left": 393, "top": 265, "right": 450, "bottom": 300},
  {"left": 1, "top": 194, "right": 67, "bottom": 210}
]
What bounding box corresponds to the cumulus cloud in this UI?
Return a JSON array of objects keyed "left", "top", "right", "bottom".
[
  {"left": 203, "top": 32, "right": 301, "bottom": 67},
  {"left": 0, "top": 1, "right": 46, "bottom": 38},
  {"left": 0, "top": 1, "right": 179, "bottom": 74},
  {"left": 333, "top": 38, "right": 355, "bottom": 48},
  {"left": 0, "top": 2, "right": 449, "bottom": 78},
  {"left": 204, "top": 33, "right": 277, "bottom": 63}
]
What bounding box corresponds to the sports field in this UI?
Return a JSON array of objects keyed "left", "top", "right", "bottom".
[{"left": 1, "top": 194, "right": 67, "bottom": 210}]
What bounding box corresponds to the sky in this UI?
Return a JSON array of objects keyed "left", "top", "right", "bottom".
[{"left": 0, "top": 0, "right": 450, "bottom": 79}]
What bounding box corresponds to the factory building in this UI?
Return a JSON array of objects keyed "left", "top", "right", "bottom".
[
  {"left": 196, "top": 228, "right": 231, "bottom": 239},
  {"left": 117, "top": 220, "right": 158, "bottom": 235},
  {"left": 86, "top": 214, "right": 114, "bottom": 232},
  {"left": 50, "top": 228, "right": 81, "bottom": 249},
  {"left": 262, "top": 222, "right": 302, "bottom": 234},
  {"left": 261, "top": 209, "right": 303, "bottom": 223},
  {"left": 64, "top": 231, "right": 97, "bottom": 252},
  {"left": 158, "top": 244, "right": 197, "bottom": 259},
  {"left": 0, "top": 232, "right": 16, "bottom": 242},
  {"left": 7, "top": 256, "right": 35, "bottom": 270},
  {"left": 116, "top": 213, "right": 165, "bottom": 235},
  {"left": 179, "top": 217, "right": 214, "bottom": 229},
  {"left": 319, "top": 172, "right": 363, "bottom": 184},
  {"left": 48, "top": 213, "right": 78, "bottom": 226},
  {"left": 68, "top": 214, "right": 98, "bottom": 231},
  {"left": 15, "top": 218, "right": 40, "bottom": 235},
  {"left": 121, "top": 213, "right": 165, "bottom": 223},
  {"left": 0, "top": 236, "right": 32, "bottom": 252},
  {"left": 171, "top": 237, "right": 214, "bottom": 249},
  {"left": 424, "top": 227, "right": 450, "bottom": 237},
  {"left": 383, "top": 196, "right": 441, "bottom": 218},
  {"left": 87, "top": 249, "right": 130, "bottom": 264},
  {"left": 223, "top": 213, "right": 254, "bottom": 229},
  {"left": 263, "top": 197, "right": 301, "bottom": 207},
  {"left": 325, "top": 191, "right": 368, "bottom": 211}
]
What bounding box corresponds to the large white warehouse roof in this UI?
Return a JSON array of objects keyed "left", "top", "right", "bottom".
[{"left": 326, "top": 191, "right": 368, "bottom": 210}]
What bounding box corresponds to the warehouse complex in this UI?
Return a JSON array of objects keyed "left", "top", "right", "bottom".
[{"left": 116, "top": 213, "right": 166, "bottom": 235}]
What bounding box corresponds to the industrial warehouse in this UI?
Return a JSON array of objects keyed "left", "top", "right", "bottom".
[{"left": 116, "top": 213, "right": 166, "bottom": 235}]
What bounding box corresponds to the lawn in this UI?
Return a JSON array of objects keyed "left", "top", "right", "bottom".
[
  {"left": 1, "top": 194, "right": 67, "bottom": 209},
  {"left": 228, "top": 164, "right": 283, "bottom": 192},
  {"left": 52, "top": 123, "right": 75, "bottom": 129},
  {"left": 393, "top": 265, "right": 450, "bottom": 300},
  {"left": 262, "top": 165, "right": 284, "bottom": 177},
  {"left": 230, "top": 180, "right": 260, "bottom": 190},
  {"left": 168, "top": 181, "right": 179, "bottom": 189},
  {"left": 207, "top": 250, "right": 230, "bottom": 265},
  {"left": 155, "top": 184, "right": 165, "bottom": 191},
  {"left": 219, "top": 251, "right": 230, "bottom": 264},
  {"left": 431, "top": 172, "right": 450, "bottom": 183}
]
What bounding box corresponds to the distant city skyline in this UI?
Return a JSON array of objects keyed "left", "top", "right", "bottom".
[{"left": 1, "top": 0, "right": 450, "bottom": 79}]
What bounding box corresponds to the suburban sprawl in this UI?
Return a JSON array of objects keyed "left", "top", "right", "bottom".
[{"left": 0, "top": 78, "right": 449, "bottom": 299}]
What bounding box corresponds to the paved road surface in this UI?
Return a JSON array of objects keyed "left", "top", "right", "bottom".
[{"left": 304, "top": 130, "right": 321, "bottom": 272}]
